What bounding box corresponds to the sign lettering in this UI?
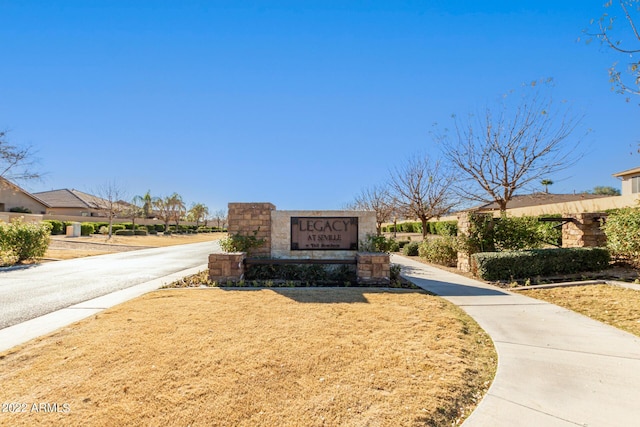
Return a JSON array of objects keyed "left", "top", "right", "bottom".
[{"left": 291, "top": 217, "right": 358, "bottom": 250}]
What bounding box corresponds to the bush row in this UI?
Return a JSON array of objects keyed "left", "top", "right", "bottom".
[
  {"left": 382, "top": 221, "right": 458, "bottom": 236},
  {"left": 114, "top": 230, "right": 149, "bottom": 236},
  {"left": 472, "top": 248, "right": 610, "bottom": 281},
  {"left": 42, "top": 220, "right": 227, "bottom": 236}
]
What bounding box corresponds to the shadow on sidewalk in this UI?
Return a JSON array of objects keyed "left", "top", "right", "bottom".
[{"left": 400, "top": 264, "right": 509, "bottom": 297}]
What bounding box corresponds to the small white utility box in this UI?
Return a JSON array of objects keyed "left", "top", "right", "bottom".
[{"left": 66, "top": 222, "right": 81, "bottom": 237}]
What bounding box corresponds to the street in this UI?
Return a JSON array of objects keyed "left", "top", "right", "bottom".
[{"left": 0, "top": 240, "right": 220, "bottom": 329}]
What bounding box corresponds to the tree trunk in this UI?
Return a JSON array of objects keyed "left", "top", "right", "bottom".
[{"left": 420, "top": 217, "right": 429, "bottom": 238}]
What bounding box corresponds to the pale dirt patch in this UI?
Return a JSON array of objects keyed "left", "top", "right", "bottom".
[
  {"left": 519, "top": 284, "right": 640, "bottom": 337},
  {"left": 0, "top": 288, "right": 496, "bottom": 426}
]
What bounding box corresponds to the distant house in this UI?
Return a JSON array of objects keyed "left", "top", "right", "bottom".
[
  {"left": 475, "top": 192, "right": 609, "bottom": 213},
  {"left": 0, "top": 177, "right": 50, "bottom": 214},
  {"left": 33, "top": 188, "right": 113, "bottom": 217},
  {"left": 612, "top": 167, "right": 640, "bottom": 196}
]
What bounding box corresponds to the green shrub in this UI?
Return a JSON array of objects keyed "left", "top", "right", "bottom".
[
  {"left": 155, "top": 224, "right": 165, "bottom": 232},
  {"left": 536, "top": 214, "right": 563, "bottom": 247},
  {"left": 9, "top": 206, "right": 32, "bottom": 213},
  {"left": 80, "top": 223, "right": 95, "bottom": 236},
  {"left": 473, "top": 248, "right": 610, "bottom": 281},
  {"left": 434, "top": 221, "right": 458, "bottom": 236},
  {"left": 402, "top": 242, "right": 420, "bottom": 256},
  {"left": 110, "top": 224, "right": 126, "bottom": 233},
  {"left": 220, "top": 230, "right": 266, "bottom": 255},
  {"left": 134, "top": 230, "right": 148, "bottom": 236},
  {"left": 493, "top": 215, "right": 543, "bottom": 251},
  {"left": 397, "top": 240, "right": 410, "bottom": 249},
  {"left": 604, "top": 207, "right": 640, "bottom": 263},
  {"left": 0, "top": 219, "right": 51, "bottom": 263},
  {"left": 94, "top": 222, "right": 109, "bottom": 231},
  {"left": 418, "top": 236, "right": 458, "bottom": 266},
  {"left": 43, "top": 220, "right": 64, "bottom": 235},
  {"left": 114, "top": 229, "right": 135, "bottom": 236},
  {"left": 246, "top": 263, "right": 356, "bottom": 284},
  {"left": 359, "top": 234, "right": 399, "bottom": 253}
]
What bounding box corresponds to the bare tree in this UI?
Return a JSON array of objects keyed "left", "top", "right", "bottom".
[
  {"left": 436, "top": 83, "right": 583, "bottom": 212},
  {"left": 95, "top": 181, "right": 127, "bottom": 239},
  {"left": 389, "top": 156, "right": 457, "bottom": 238},
  {"left": 213, "top": 209, "right": 227, "bottom": 231},
  {"left": 127, "top": 195, "right": 146, "bottom": 232},
  {"left": 0, "top": 130, "right": 40, "bottom": 182},
  {"left": 584, "top": 0, "right": 640, "bottom": 101},
  {"left": 351, "top": 184, "right": 395, "bottom": 236}
]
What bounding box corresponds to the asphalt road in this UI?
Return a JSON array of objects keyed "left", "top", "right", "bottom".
[{"left": 0, "top": 240, "right": 220, "bottom": 330}]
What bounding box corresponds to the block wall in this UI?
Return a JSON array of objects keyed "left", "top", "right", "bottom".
[
  {"left": 356, "top": 252, "right": 390, "bottom": 285},
  {"left": 208, "top": 253, "right": 246, "bottom": 282},
  {"left": 562, "top": 213, "right": 607, "bottom": 248},
  {"left": 227, "top": 202, "right": 276, "bottom": 257}
]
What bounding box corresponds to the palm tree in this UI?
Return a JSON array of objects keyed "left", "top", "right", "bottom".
[
  {"left": 541, "top": 179, "right": 554, "bottom": 194},
  {"left": 188, "top": 203, "right": 209, "bottom": 227}
]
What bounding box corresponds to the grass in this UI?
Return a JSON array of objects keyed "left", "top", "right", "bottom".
[
  {"left": 518, "top": 284, "right": 640, "bottom": 337},
  {"left": 52, "top": 232, "right": 225, "bottom": 247},
  {"left": 0, "top": 288, "right": 496, "bottom": 426},
  {"left": 44, "top": 233, "right": 225, "bottom": 260}
]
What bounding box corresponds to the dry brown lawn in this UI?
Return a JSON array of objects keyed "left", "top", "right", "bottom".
[
  {"left": 44, "top": 233, "right": 225, "bottom": 260},
  {"left": 0, "top": 288, "right": 496, "bottom": 426},
  {"left": 519, "top": 284, "right": 640, "bottom": 337}
]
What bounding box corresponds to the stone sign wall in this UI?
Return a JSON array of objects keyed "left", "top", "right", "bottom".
[{"left": 271, "top": 210, "right": 376, "bottom": 259}]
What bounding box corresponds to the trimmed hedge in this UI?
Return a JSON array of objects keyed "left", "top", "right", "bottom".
[
  {"left": 472, "top": 248, "right": 610, "bottom": 281},
  {"left": 80, "top": 223, "right": 95, "bottom": 236},
  {"left": 43, "top": 220, "right": 64, "bottom": 235},
  {"left": 114, "top": 229, "right": 135, "bottom": 236}
]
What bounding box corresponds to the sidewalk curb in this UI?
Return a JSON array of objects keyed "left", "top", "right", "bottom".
[{"left": 0, "top": 264, "right": 208, "bottom": 353}]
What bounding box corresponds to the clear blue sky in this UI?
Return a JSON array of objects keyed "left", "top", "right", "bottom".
[{"left": 1, "top": 0, "right": 638, "bottom": 212}]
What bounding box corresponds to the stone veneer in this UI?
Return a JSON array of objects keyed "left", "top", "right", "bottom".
[
  {"left": 208, "top": 253, "right": 246, "bottom": 282},
  {"left": 227, "top": 202, "right": 275, "bottom": 257},
  {"left": 356, "top": 252, "right": 390, "bottom": 285},
  {"left": 271, "top": 210, "right": 377, "bottom": 259},
  {"left": 562, "top": 213, "right": 607, "bottom": 248},
  {"left": 214, "top": 202, "right": 389, "bottom": 284}
]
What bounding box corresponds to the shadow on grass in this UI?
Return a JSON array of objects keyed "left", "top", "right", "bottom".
[{"left": 219, "top": 286, "right": 430, "bottom": 304}]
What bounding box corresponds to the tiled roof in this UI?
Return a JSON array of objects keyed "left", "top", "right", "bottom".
[
  {"left": 33, "top": 189, "right": 109, "bottom": 209},
  {"left": 476, "top": 193, "right": 610, "bottom": 211}
]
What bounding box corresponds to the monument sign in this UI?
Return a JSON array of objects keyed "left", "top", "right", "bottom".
[{"left": 290, "top": 217, "right": 358, "bottom": 250}]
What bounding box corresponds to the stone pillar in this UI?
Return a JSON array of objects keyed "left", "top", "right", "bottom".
[
  {"left": 227, "top": 202, "right": 276, "bottom": 257},
  {"left": 208, "top": 253, "right": 246, "bottom": 282},
  {"left": 456, "top": 212, "right": 472, "bottom": 272},
  {"left": 562, "top": 213, "right": 607, "bottom": 248},
  {"left": 356, "top": 252, "right": 390, "bottom": 285}
]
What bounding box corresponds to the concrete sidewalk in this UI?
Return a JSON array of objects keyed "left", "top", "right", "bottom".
[
  {"left": 392, "top": 255, "right": 640, "bottom": 427},
  {"left": 0, "top": 264, "right": 207, "bottom": 353}
]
